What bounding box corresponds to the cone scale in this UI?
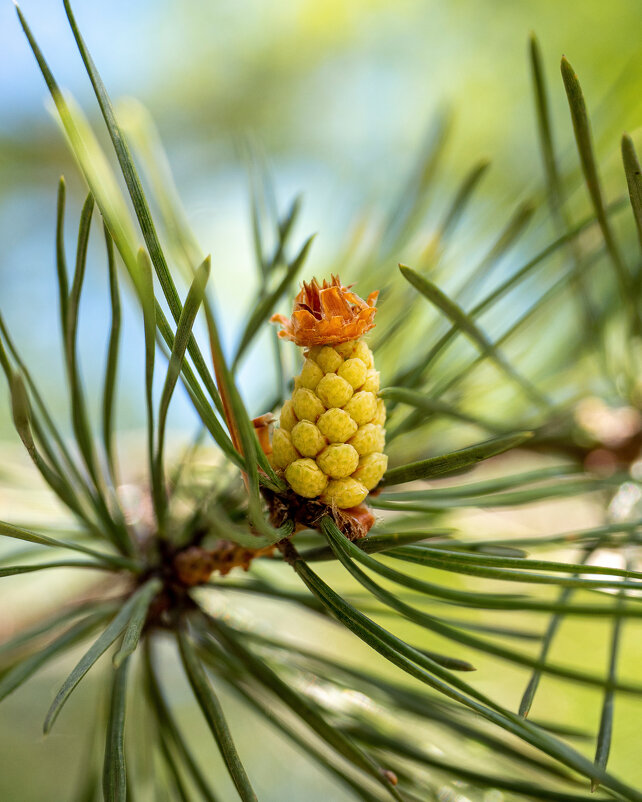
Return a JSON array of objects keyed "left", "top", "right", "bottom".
[{"left": 270, "top": 276, "right": 387, "bottom": 510}]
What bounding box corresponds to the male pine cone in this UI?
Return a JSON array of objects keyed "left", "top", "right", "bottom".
[{"left": 270, "top": 277, "right": 387, "bottom": 509}]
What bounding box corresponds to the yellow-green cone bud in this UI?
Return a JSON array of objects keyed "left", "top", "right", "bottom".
[
  {"left": 337, "top": 357, "right": 368, "bottom": 389},
  {"left": 292, "top": 388, "right": 325, "bottom": 422},
  {"left": 362, "top": 369, "right": 380, "bottom": 393},
  {"left": 279, "top": 399, "right": 298, "bottom": 431},
  {"left": 334, "top": 340, "right": 357, "bottom": 358},
  {"left": 285, "top": 458, "right": 328, "bottom": 498},
  {"left": 316, "top": 345, "right": 343, "bottom": 373},
  {"left": 321, "top": 477, "right": 368, "bottom": 508},
  {"left": 316, "top": 443, "right": 360, "bottom": 478},
  {"left": 272, "top": 428, "right": 299, "bottom": 468},
  {"left": 348, "top": 423, "right": 385, "bottom": 456},
  {"left": 297, "top": 358, "right": 324, "bottom": 390},
  {"left": 372, "top": 398, "right": 387, "bottom": 426},
  {"left": 317, "top": 408, "right": 359, "bottom": 443},
  {"left": 343, "top": 391, "right": 377, "bottom": 426},
  {"left": 352, "top": 453, "right": 388, "bottom": 490},
  {"left": 291, "top": 420, "right": 327, "bottom": 457},
  {"left": 316, "top": 373, "right": 354, "bottom": 408},
  {"left": 352, "top": 340, "right": 374, "bottom": 368}
]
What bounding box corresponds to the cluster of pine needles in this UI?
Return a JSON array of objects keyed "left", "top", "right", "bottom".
[{"left": 3, "top": 3, "right": 642, "bottom": 801}]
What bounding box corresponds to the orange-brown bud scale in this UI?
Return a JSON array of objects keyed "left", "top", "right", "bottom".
[{"left": 270, "top": 275, "right": 378, "bottom": 347}]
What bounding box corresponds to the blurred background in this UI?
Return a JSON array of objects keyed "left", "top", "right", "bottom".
[
  {"left": 2, "top": 0, "right": 642, "bottom": 799},
  {"left": 2, "top": 0, "right": 642, "bottom": 435}
]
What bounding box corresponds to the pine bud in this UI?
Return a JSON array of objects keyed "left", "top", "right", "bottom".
[
  {"left": 270, "top": 276, "right": 385, "bottom": 509},
  {"left": 285, "top": 458, "right": 328, "bottom": 498},
  {"left": 291, "top": 420, "right": 327, "bottom": 457}
]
